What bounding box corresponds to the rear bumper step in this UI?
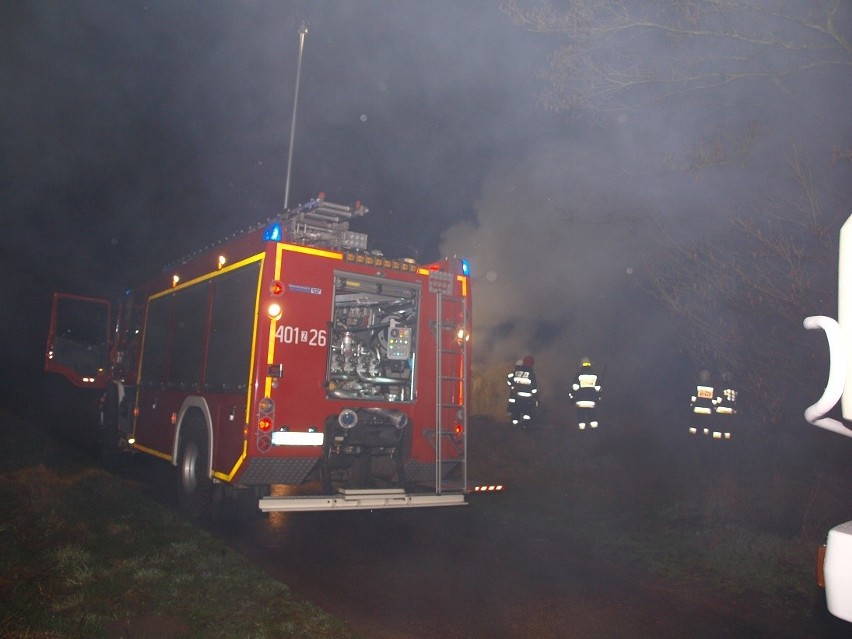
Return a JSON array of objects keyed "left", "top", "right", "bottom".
[{"left": 259, "top": 488, "right": 467, "bottom": 512}]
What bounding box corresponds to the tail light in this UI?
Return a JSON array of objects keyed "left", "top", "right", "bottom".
[{"left": 258, "top": 397, "right": 274, "bottom": 432}]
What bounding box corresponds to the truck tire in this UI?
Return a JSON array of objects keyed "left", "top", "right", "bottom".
[{"left": 176, "top": 422, "right": 212, "bottom": 519}]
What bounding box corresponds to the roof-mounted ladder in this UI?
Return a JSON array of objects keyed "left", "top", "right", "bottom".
[{"left": 281, "top": 196, "right": 369, "bottom": 251}]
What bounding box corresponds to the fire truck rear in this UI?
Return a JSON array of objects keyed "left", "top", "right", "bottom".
[{"left": 45, "top": 195, "right": 475, "bottom": 514}]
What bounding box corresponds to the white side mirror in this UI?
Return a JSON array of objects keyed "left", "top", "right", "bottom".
[{"left": 803, "top": 316, "right": 852, "bottom": 437}]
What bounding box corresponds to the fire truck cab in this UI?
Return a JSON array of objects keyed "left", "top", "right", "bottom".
[
  {"left": 45, "top": 195, "right": 473, "bottom": 514},
  {"left": 804, "top": 213, "right": 852, "bottom": 622}
]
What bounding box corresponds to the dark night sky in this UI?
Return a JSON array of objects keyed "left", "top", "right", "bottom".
[
  {"left": 2, "top": 1, "right": 851, "bottom": 417},
  {"left": 0, "top": 1, "right": 538, "bottom": 400}
]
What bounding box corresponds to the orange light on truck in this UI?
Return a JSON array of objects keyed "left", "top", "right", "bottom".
[
  {"left": 258, "top": 397, "right": 274, "bottom": 414},
  {"left": 259, "top": 417, "right": 273, "bottom": 431}
]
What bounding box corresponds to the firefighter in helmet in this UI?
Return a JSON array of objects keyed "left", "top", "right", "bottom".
[
  {"left": 507, "top": 355, "right": 539, "bottom": 428},
  {"left": 569, "top": 356, "right": 601, "bottom": 429}
]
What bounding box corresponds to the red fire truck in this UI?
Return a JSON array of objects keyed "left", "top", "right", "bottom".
[{"left": 45, "top": 194, "right": 476, "bottom": 514}]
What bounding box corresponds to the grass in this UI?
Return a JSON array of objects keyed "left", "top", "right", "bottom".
[{"left": 0, "top": 407, "right": 356, "bottom": 639}]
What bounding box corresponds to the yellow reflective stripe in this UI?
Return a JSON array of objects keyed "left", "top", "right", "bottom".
[
  {"left": 131, "top": 442, "right": 172, "bottom": 462},
  {"left": 457, "top": 274, "right": 468, "bottom": 297},
  {"left": 282, "top": 244, "right": 342, "bottom": 260},
  {"left": 214, "top": 441, "right": 247, "bottom": 482}
]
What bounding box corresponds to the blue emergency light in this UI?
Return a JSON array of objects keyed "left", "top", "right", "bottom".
[{"left": 263, "top": 222, "right": 283, "bottom": 242}]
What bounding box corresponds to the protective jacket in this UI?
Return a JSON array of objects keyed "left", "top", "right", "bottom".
[
  {"left": 714, "top": 386, "right": 737, "bottom": 415},
  {"left": 507, "top": 364, "right": 538, "bottom": 400},
  {"left": 570, "top": 369, "right": 601, "bottom": 408},
  {"left": 690, "top": 385, "right": 715, "bottom": 415}
]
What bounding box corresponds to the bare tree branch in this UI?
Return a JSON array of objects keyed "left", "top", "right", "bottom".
[
  {"left": 501, "top": 0, "right": 852, "bottom": 113},
  {"left": 641, "top": 150, "right": 839, "bottom": 428}
]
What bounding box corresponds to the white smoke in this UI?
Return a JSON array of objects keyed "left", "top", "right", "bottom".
[{"left": 439, "top": 135, "right": 668, "bottom": 408}]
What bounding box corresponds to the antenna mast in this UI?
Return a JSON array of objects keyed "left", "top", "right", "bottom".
[{"left": 284, "top": 22, "right": 308, "bottom": 210}]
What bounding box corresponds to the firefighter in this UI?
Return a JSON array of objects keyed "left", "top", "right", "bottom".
[
  {"left": 714, "top": 371, "right": 737, "bottom": 416},
  {"left": 569, "top": 356, "right": 601, "bottom": 429},
  {"left": 712, "top": 370, "right": 737, "bottom": 440},
  {"left": 689, "top": 369, "right": 720, "bottom": 438},
  {"left": 507, "top": 355, "right": 538, "bottom": 428}
]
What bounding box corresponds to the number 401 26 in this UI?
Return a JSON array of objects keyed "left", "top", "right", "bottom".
[{"left": 275, "top": 325, "right": 327, "bottom": 347}]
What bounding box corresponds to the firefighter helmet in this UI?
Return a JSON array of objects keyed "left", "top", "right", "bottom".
[
  {"left": 515, "top": 359, "right": 523, "bottom": 366},
  {"left": 523, "top": 355, "right": 534, "bottom": 367},
  {"left": 581, "top": 356, "right": 591, "bottom": 367},
  {"left": 699, "top": 369, "right": 710, "bottom": 383}
]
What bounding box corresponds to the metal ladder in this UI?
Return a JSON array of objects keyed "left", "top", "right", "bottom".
[{"left": 429, "top": 270, "right": 468, "bottom": 495}]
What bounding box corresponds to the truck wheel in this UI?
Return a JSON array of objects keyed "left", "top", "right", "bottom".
[{"left": 176, "top": 423, "right": 212, "bottom": 518}]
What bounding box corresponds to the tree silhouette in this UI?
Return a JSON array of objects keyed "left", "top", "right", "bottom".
[
  {"left": 501, "top": 0, "right": 852, "bottom": 114},
  {"left": 502, "top": 0, "right": 852, "bottom": 430},
  {"left": 644, "top": 150, "right": 841, "bottom": 430}
]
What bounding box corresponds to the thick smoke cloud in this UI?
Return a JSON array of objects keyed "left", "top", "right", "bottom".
[
  {"left": 439, "top": 130, "right": 674, "bottom": 408},
  {"left": 438, "top": 2, "right": 852, "bottom": 412}
]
